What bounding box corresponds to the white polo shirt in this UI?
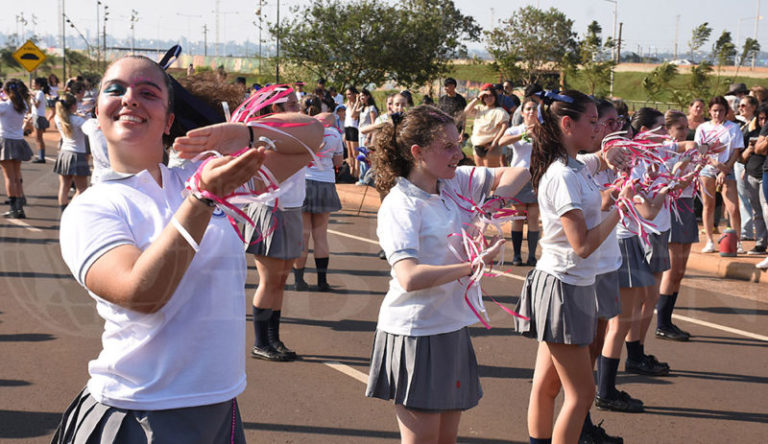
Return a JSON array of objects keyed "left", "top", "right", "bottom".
[
  {"left": 0, "top": 101, "right": 27, "bottom": 139},
  {"left": 305, "top": 127, "right": 344, "bottom": 183},
  {"left": 537, "top": 156, "right": 603, "bottom": 286},
  {"left": 577, "top": 154, "right": 622, "bottom": 272},
  {"left": 694, "top": 120, "right": 744, "bottom": 164},
  {"left": 55, "top": 115, "right": 88, "bottom": 154},
  {"left": 616, "top": 159, "right": 672, "bottom": 239},
  {"left": 503, "top": 124, "right": 533, "bottom": 168},
  {"left": 81, "top": 118, "right": 110, "bottom": 183},
  {"left": 376, "top": 166, "right": 494, "bottom": 336},
  {"left": 59, "top": 163, "right": 247, "bottom": 410}
]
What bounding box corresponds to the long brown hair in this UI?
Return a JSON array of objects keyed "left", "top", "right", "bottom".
[
  {"left": 530, "top": 90, "right": 594, "bottom": 188},
  {"left": 372, "top": 105, "right": 455, "bottom": 194},
  {"left": 55, "top": 93, "right": 78, "bottom": 139},
  {"left": 3, "top": 79, "right": 29, "bottom": 113}
]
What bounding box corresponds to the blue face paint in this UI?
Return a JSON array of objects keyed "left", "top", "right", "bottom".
[{"left": 104, "top": 83, "right": 127, "bottom": 96}]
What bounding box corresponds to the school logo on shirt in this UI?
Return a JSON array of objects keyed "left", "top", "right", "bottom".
[{"left": 212, "top": 207, "right": 226, "bottom": 217}]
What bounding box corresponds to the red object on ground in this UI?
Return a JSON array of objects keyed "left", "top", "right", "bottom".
[{"left": 719, "top": 228, "right": 738, "bottom": 257}]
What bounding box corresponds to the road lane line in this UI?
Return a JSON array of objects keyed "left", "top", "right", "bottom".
[
  {"left": 671, "top": 313, "right": 768, "bottom": 342},
  {"left": 5, "top": 218, "right": 43, "bottom": 233},
  {"left": 328, "top": 229, "right": 380, "bottom": 246},
  {"left": 324, "top": 361, "right": 368, "bottom": 384},
  {"left": 328, "top": 229, "right": 768, "bottom": 342}
]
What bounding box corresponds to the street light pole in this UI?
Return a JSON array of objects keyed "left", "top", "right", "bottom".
[
  {"left": 103, "top": 6, "right": 109, "bottom": 71},
  {"left": 62, "top": 0, "right": 67, "bottom": 80},
  {"left": 275, "top": 0, "right": 280, "bottom": 83},
  {"left": 605, "top": 0, "right": 618, "bottom": 97}
]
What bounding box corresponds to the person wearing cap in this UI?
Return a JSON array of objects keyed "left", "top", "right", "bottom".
[
  {"left": 438, "top": 77, "right": 467, "bottom": 132},
  {"left": 464, "top": 83, "right": 509, "bottom": 167},
  {"left": 512, "top": 83, "right": 543, "bottom": 126},
  {"left": 294, "top": 81, "right": 306, "bottom": 97}
]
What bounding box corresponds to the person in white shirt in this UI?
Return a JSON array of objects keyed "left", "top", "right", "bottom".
[
  {"left": 366, "top": 105, "right": 529, "bottom": 443},
  {"left": 292, "top": 101, "right": 344, "bottom": 291},
  {"left": 514, "top": 90, "right": 633, "bottom": 444},
  {"left": 696, "top": 96, "right": 745, "bottom": 253},
  {"left": 242, "top": 90, "right": 309, "bottom": 362},
  {"left": 30, "top": 77, "right": 51, "bottom": 163},
  {"left": 53, "top": 55, "right": 323, "bottom": 442},
  {"left": 498, "top": 97, "right": 540, "bottom": 266},
  {"left": 53, "top": 93, "right": 90, "bottom": 209},
  {"left": 81, "top": 117, "right": 110, "bottom": 184},
  {"left": 0, "top": 79, "right": 33, "bottom": 218}
]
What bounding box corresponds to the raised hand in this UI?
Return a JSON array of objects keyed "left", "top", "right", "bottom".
[
  {"left": 173, "top": 123, "right": 250, "bottom": 159},
  {"left": 197, "top": 146, "right": 266, "bottom": 197}
]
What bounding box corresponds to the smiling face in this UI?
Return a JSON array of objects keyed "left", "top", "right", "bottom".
[
  {"left": 689, "top": 100, "right": 704, "bottom": 118},
  {"left": 563, "top": 102, "right": 599, "bottom": 153},
  {"left": 96, "top": 57, "right": 174, "bottom": 168},
  {"left": 414, "top": 124, "right": 463, "bottom": 181}
]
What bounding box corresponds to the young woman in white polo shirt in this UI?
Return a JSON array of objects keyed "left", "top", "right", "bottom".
[
  {"left": 54, "top": 55, "right": 323, "bottom": 442},
  {"left": 514, "top": 90, "right": 634, "bottom": 444},
  {"left": 365, "top": 105, "right": 530, "bottom": 443},
  {"left": 53, "top": 93, "right": 90, "bottom": 209},
  {"left": 0, "top": 79, "right": 34, "bottom": 219}
]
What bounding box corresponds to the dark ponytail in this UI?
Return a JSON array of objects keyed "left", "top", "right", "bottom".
[
  {"left": 530, "top": 90, "right": 594, "bottom": 188},
  {"left": 630, "top": 107, "right": 663, "bottom": 134},
  {"left": 372, "top": 105, "right": 454, "bottom": 194},
  {"left": 4, "top": 79, "right": 29, "bottom": 114}
]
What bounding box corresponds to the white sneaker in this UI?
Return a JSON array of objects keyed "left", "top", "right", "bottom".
[
  {"left": 756, "top": 257, "right": 768, "bottom": 270},
  {"left": 737, "top": 242, "right": 746, "bottom": 255},
  {"left": 701, "top": 240, "right": 716, "bottom": 253}
]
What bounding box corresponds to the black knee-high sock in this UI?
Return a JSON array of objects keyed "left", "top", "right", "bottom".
[
  {"left": 267, "top": 310, "right": 282, "bottom": 345},
  {"left": 597, "top": 355, "right": 620, "bottom": 398},
  {"left": 315, "top": 257, "right": 329, "bottom": 286},
  {"left": 511, "top": 231, "right": 523, "bottom": 259},
  {"left": 671, "top": 292, "right": 679, "bottom": 320},
  {"left": 8, "top": 196, "right": 17, "bottom": 210},
  {"left": 626, "top": 340, "right": 643, "bottom": 362},
  {"left": 656, "top": 293, "right": 674, "bottom": 329},
  {"left": 293, "top": 267, "right": 305, "bottom": 284},
  {"left": 580, "top": 411, "right": 593, "bottom": 436},
  {"left": 38, "top": 149, "right": 45, "bottom": 160},
  {"left": 529, "top": 438, "right": 551, "bottom": 444},
  {"left": 252, "top": 307, "right": 273, "bottom": 348},
  {"left": 527, "top": 231, "right": 540, "bottom": 261}
]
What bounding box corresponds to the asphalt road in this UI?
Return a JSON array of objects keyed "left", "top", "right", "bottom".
[{"left": 2, "top": 158, "right": 768, "bottom": 443}]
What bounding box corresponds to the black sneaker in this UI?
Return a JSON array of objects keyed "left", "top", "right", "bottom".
[
  {"left": 579, "top": 420, "right": 624, "bottom": 444},
  {"left": 595, "top": 390, "right": 644, "bottom": 413},
  {"left": 294, "top": 280, "right": 309, "bottom": 291},
  {"left": 378, "top": 249, "right": 387, "bottom": 260},
  {"left": 626, "top": 355, "right": 669, "bottom": 376},
  {"left": 671, "top": 324, "right": 692, "bottom": 338},
  {"left": 32, "top": 158, "right": 46, "bottom": 164},
  {"left": 250, "top": 345, "right": 290, "bottom": 362},
  {"left": 655, "top": 326, "right": 689, "bottom": 342},
  {"left": 2, "top": 209, "right": 25, "bottom": 219},
  {"left": 747, "top": 246, "right": 766, "bottom": 255},
  {"left": 512, "top": 256, "right": 523, "bottom": 266},
  {"left": 645, "top": 354, "right": 670, "bottom": 370},
  {"left": 526, "top": 257, "right": 537, "bottom": 267},
  {"left": 317, "top": 282, "right": 332, "bottom": 292},
  {"left": 270, "top": 341, "right": 298, "bottom": 361}
]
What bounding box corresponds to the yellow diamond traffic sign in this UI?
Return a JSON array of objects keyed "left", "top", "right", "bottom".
[{"left": 12, "top": 40, "right": 46, "bottom": 73}]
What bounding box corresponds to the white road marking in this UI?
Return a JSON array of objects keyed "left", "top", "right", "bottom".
[
  {"left": 671, "top": 313, "right": 768, "bottom": 342},
  {"left": 327, "top": 229, "right": 380, "bottom": 246},
  {"left": 324, "top": 361, "right": 369, "bottom": 384},
  {"left": 327, "top": 229, "right": 768, "bottom": 343},
  {"left": 5, "top": 218, "right": 43, "bottom": 233}
]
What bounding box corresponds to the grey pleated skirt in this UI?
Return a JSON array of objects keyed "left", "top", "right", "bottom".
[
  {"left": 645, "top": 230, "right": 671, "bottom": 273},
  {"left": 366, "top": 328, "right": 483, "bottom": 411},
  {"left": 514, "top": 269, "right": 598, "bottom": 346},
  {"left": 244, "top": 204, "right": 303, "bottom": 259},
  {"left": 595, "top": 270, "right": 621, "bottom": 320},
  {"left": 670, "top": 198, "right": 699, "bottom": 244},
  {"left": 0, "top": 137, "right": 32, "bottom": 161},
  {"left": 53, "top": 150, "right": 91, "bottom": 176},
  {"left": 303, "top": 179, "right": 342, "bottom": 214},
  {"left": 513, "top": 181, "right": 537, "bottom": 204},
  {"left": 52, "top": 387, "right": 245, "bottom": 444},
  {"left": 617, "top": 236, "right": 655, "bottom": 288}
]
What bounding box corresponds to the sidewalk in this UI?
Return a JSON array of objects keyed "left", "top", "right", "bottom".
[{"left": 336, "top": 183, "right": 768, "bottom": 289}]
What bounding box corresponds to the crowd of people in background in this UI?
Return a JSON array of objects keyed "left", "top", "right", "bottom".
[{"left": 3, "top": 56, "right": 768, "bottom": 444}]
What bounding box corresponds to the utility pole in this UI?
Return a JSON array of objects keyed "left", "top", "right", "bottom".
[
  {"left": 254, "top": 2, "right": 266, "bottom": 74},
  {"left": 96, "top": 1, "right": 100, "bottom": 68},
  {"left": 61, "top": 0, "right": 67, "bottom": 80},
  {"left": 754, "top": 0, "right": 761, "bottom": 68},
  {"left": 673, "top": 15, "right": 680, "bottom": 60},
  {"left": 617, "top": 22, "right": 623, "bottom": 63},
  {"left": 203, "top": 24, "right": 209, "bottom": 57},
  {"left": 215, "top": 0, "right": 220, "bottom": 56},
  {"left": 605, "top": 0, "right": 618, "bottom": 97},
  {"left": 275, "top": 0, "right": 280, "bottom": 83},
  {"left": 129, "top": 9, "right": 139, "bottom": 54},
  {"left": 103, "top": 5, "right": 109, "bottom": 71}
]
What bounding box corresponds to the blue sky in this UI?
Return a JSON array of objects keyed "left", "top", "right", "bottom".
[{"left": 2, "top": 0, "right": 764, "bottom": 57}]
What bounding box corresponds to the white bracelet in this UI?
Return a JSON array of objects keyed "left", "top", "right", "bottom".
[{"left": 170, "top": 217, "right": 200, "bottom": 253}]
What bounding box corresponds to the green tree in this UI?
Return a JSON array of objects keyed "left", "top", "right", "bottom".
[
  {"left": 273, "top": 0, "right": 479, "bottom": 88},
  {"left": 642, "top": 62, "right": 678, "bottom": 103},
  {"left": 712, "top": 30, "right": 737, "bottom": 92},
  {"left": 572, "top": 20, "right": 615, "bottom": 96},
  {"left": 688, "top": 22, "right": 712, "bottom": 63},
  {"left": 485, "top": 6, "right": 578, "bottom": 85},
  {"left": 734, "top": 37, "right": 761, "bottom": 79}
]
